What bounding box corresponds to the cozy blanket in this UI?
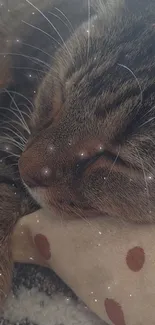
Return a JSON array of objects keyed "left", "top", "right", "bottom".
[{"left": 1, "top": 263, "right": 104, "bottom": 325}]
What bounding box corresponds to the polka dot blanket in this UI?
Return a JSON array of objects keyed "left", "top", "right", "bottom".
[{"left": 5, "top": 209, "right": 155, "bottom": 325}]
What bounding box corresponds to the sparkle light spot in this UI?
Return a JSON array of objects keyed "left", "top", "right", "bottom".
[
  {"left": 29, "top": 74, "right": 32, "bottom": 78},
  {"left": 16, "top": 39, "right": 20, "bottom": 43},
  {"left": 29, "top": 257, "right": 34, "bottom": 261},
  {"left": 79, "top": 151, "right": 88, "bottom": 159},
  {"left": 48, "top": 145, "right": 54, "bottom": 152},
  {"left": 41, "top": 166, "right": 52, "bottom": 178},
  {"left": 32, "top": 12, "right": 35, "bottom": 14},
  {"left": 66, "top": 298, "right": 70, "bottom": 302},
  {"left": 34, "top": 90, "right": 36, "bottom": 94},
  {"left": 99, "top": 231, "right": 102, "bottom": 235},
  {"left": 87, "top": 30, "right": 90, "bottom": 33},
  {"left": 108, "top": 286, "right": 111, "bottom": 290},
  {"left": 91, "top": 292, "right": 94, "bottom": 295},
  {"left": 94, "top": 299, "right": 98, "bottom": 303}
]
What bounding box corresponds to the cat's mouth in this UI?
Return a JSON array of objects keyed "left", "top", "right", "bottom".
[{"left": 23, "top": 182, "right": 102, "bottom": 219}]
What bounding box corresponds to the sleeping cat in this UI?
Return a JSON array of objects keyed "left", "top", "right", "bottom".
[{"left": 0, "top": 0, "right": 155, "bottom": 308}]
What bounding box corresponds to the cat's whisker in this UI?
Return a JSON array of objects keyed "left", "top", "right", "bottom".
[
  {"left": 0, "top": 149, "right": 20, "bottom": 158},
  {"left": 141, "top": 105, "right": 155, "bottom": 120},
  {"left": 21, "top": 21, "right": 68, "bottom": 68},
  {"left": 3, "top": 154, "right": 19, "bottom": 160},
  {"left": 25, "top": 0, "right": 74, "bottom": 64},
  {"left": 62, "top": 201, "right": 101, "bottom": 233},
  {"left": 9, "top": 163, "right": 19, "bottom": 168},
  {"left": 1, "top": 90, "right": 34, "bottom": 111},
  {"left": 11, "top": 66, "right": 47, "bottom": 75},
  {"left": 0, "top": 135, "right": 24, "bottom": 151},
  {"left": 22, "top": 20, "right": 62, "bottom": 48},
  {"left": 19, "top": 103, "right": 33, "bottom": 116},
  {"left": 139, "top": 116, "right": 155, "bottom": 129},
  {"left": 55, "top": 7, "right": 75, "bottom": 34},
  {"left": 1, "top": 101, "right": 31, "bottom": 122},
  {"left": 48, "top": 12, "right": 72, "bottom": 32},
  {"left": 16, "top": 110, "right": 31, "bottom": 121},
  {"left": 2, "top": 101, "right": 30, "bottom": 135},
  {"left": 55, "top": 7, "right": 82, "bottom": 54},
  {"left": 2, "top": 89, "right": 30, "bottom": 135},
  {"left": 2, "top": 125, "right": 27, "bottom": 145},
  {"left": 0, "top": 52, "right": 51, "bottom": 70},
  {"left": 0, "top": 107, "right": 30, "bottom": 134},
  {"left": 12, "top": 106, "right": 31, "bottom": 121},
  {"left": 0, "top": 113, "right": 29, "bottom": 136},
  {"left": 118, "top": 63, "right": 143, "bottom": 103},
  {"left": 0, "top": 133, "right": 24, "bottom": 147},
  {"left": 73, "top": 208, "right": 101, "bottom": 234},
  {"left": 0, "top": 126, "right": 26, "bottom": 145},
  {"left": 19, "top": 41, "right": 55, "bottom": 60}
]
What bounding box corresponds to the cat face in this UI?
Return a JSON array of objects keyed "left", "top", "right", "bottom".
[{"left": 18, "top": 0, "right": 155, "bottom": 222}]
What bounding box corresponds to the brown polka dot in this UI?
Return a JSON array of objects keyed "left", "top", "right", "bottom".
[
  {"left": 34, "top": 234, "right": 51, "bottom": 260},
  {"left": 126, "top": 246, "right": 145, "bottom": 272},
  {"left": 105, "top": 299, "right": 126, "bottom": 325}
]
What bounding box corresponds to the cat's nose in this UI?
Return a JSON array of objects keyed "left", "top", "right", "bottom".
[
  {"left": 18, "top": 150, "right": 53, "bottom": 188},
  {"left": 19, "top": 136, "right": 106, "bottom": 188}
]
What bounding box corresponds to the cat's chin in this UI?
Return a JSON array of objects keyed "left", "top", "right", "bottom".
[
  {"left": 22, "top": 183, "right": 46, "bottom": 209},
  {"left": 22, "top": 183, "right": 104, "bottom": 219}
]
